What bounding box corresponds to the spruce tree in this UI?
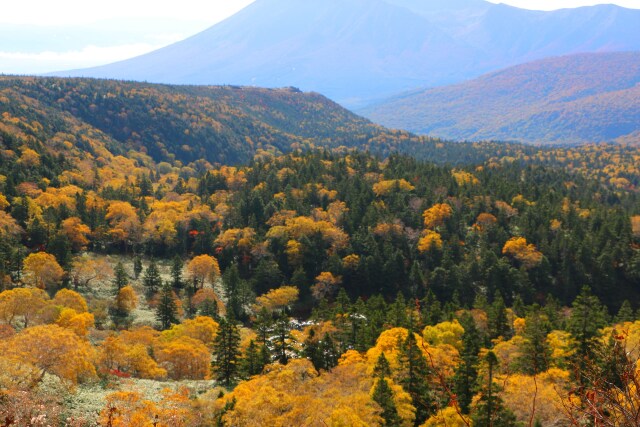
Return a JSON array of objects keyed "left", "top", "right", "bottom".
[
  {"left": 143, "top": 260, "right": 162, "bottom": 297},
  {"left": 471, "top": 351, "right": 519, "bottom": 427},
  {"left": 615, "top": 300, "right": 634, "bottom": 323},
  {"left": 568, "top": 286, "right": 608, "bottom": 385},
  {"left": 304, "top": 329, "right": 322, "bottom": 370},
  {"left": 156, "top": 282, "right": 178, "bottom": 330},
  {"left": 212, "top": 317, "right": 242, "bottom": 386},
  {"left": 242, "top": 340, "right": 264, "bottom": 378},
  {"left": 454, "top": 313, "right": 481, "bottom": 414},
  {"left": 319, "top": 334, "right": 339, "bottom": 371},
  {"left": 488, "top": 293, "right": 510, "bottom": 340},
  {"left": 373, "top": 352, "right": 392, "bottom": 378},
  {"left": 399, "top": 330, "right": 434, "bottom": 424},
  {"left": 133, "top": 256, "right": 143, "bottom": 280},
  {"left": 113, "top": 261, "right": 128, "bottom": 292},
  {"left": 518, "top": 305, "right": 551, "bottom": 375},
  {"left": 170, "top": 255, "right": 184, "bottom": 290},
  {"left": 372, "top": 377, "right": 401, "bottom": 427}
]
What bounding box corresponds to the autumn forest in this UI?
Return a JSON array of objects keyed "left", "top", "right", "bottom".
[{"left": 1, "top": 77, "right": 640, "bottom": 426}]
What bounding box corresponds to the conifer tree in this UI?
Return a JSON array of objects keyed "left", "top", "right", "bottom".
[
  {"left": 615, "top": 300, "right": 634, "bottom": 323},
  {"left": 242, "top": 340, "right": 264, "bottom": 378},
  {"left": 143, "top": 260, "right": 162, "bottom": 297},
  {"left": 212, "top": 317, "right": 242, "bottom": 386},
  {"left": 471, "top": 351, "right": 519, "bottom": 427},
  {"left": 170, "top": 255, "right": 184, "bottom": 290},
  {"left": 454, "top": 313, "right": 481, "bottom": 414},
  {"left": 518, "top": 305, "right": 551, "bottom": 375},
  {"left": 319, "top": 334, "right": 339, "bottom": 371},
  {"left": 372, "top": 377, "right": 401, "bottom": 426},
  {"left": 156, "top": 282, "right": 178, "bottom": 330},
  {"left": 568, "top": 286, "right": 608, "bottom": 385},
  {"left": 304, "top": 329, "right": 322, "bottom": 371},
  {"left": 399, "top": 330, "right": 433, "bottom": 424},
  {"left": 374, "top": 352, "right": 392, "bottom": 378},
  {"left": 488, "top": 293, "right": 510, "bottom": 340},
  {"left": 133, "top": 256, "right": 143, "bottom": 280},
  {"left": 113, "top": 261, "right": 128, "bottom": 292}
]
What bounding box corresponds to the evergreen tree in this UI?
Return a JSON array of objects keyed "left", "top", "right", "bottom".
[
  {"left": 518, "top": 305, "right": 551, "bottom": 375},
  {"left": 242, "top": 340, "right": 264, "bottom": 378},
  {"left": 568, "top": 286, "right": 608, "bottom": 385},
  {"left": 272, "top": 314, "right": 293, "bottom": 365},
  {"left": 156, "top": 282, "right": 178, "bottom": 330},
  {"left": 615, "top": 300, "right": 634, "bottom": 323},
  {"left": 170, "top": 255, "right": 184, "bottom": 290},
  {"left": 372, "top": 377, "right": 402, "bottom": 427},
  {"left": 143, "top": 260, "right": 162, "bottom": 297},
  {"left": 319, "top": 334, "right": 339, "bottom": 371},
  {"left": 133, "top": 256, "right": 143, "bottom": 280},
  {"left": 399, "top": 330, "right": 434, "bottom": 424},
  {"left": 303, "top": 329, "right": 323, "bottom": 371},
  {"left": 212, "top": 317, "right": 242, "bottom": 386},
  {"left": 113, "top": 261, "right": 128, "bottom": 292},
  {"left": 488, "top": 293, "right": 510, "bottom": 340},
  {"left": 373, "top": 352, "right": 392, "bottom": 378},
  {"left": 223, "top": 264, "right": 250, "bottom": 320},
  {"left": 471, "top": 351, "right": 520, "bottom": 427},
  {"left": 454, "top": 313, "right": 481, "bottom": 414},
  {"left": 387, "top": 292, "right": 408, "bottom": 328}
]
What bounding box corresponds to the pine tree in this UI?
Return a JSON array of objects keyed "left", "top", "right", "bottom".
[
  {"left": 156, "top": 282, "right": 178, "bottom": 330},
  {"left": 471, "top": 351, "right": 519, "bottom": 427},
  {"left": 372, "top": 377, "right": 402, "bottom": 427},
  {"left": 518, "top": 305, "right": 551, "bottom": 375},
  {"left": 223, "top": 264, "right": 247, "bottom": 320},
  {"left": 488, "top": 293, "right": 510, "bottom": 340},
  {"left": 133, "top": 256, "right": 143, "bottom": 280},
  {"left": 399, "top": 330, "right": 434, "bottom": 424},
  {"left": 272, "top": 314, "right": 293, "bottom": 365},
  {"left": 319, "top": 334, "right": 339, "bottom": 371},
  {"left": 143, "top": 260, "right": 162, "bottom": 297},
  {"left": 374, "top": 352, "right": 392, "bottom": 378},
  {"left": 568, "top": 286, "right": 608, "bottom": 385},
  {"left": 242, "top": 340, "right": 264, "bottom": 378},
  {"left": 170, "top": 255, "right": 184, "bottom": 290},
  {"left": 304, "top": 329, "right": 323, "bottom": 371},
  {"left": 454, "top": 313, "right": 481, "bottom": 414},
  {"left": 212, "top": 317, "right": 242, "bottom": 386},
  {"left": 615, "top": 300, "right": 634, "bottom": 323},
  {"left": 113, "top": 261, "right": 128, "bottom": 292}
]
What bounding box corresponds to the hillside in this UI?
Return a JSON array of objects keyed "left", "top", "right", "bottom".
[
  {"left": 52, "top": 0, "right": 640, "bottom": 107},
  {"left": 361, "top": 52, "right": 640, "bottom": 144},
  {"left": 0, "top": 76, "right": 441, "bottom": 168}
]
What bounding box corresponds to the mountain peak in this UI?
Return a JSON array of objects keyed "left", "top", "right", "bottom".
[{"left": 52, "top": 0, "right": 640, "bottom": 108}]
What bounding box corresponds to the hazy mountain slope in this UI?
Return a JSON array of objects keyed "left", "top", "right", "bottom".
[
  {"left": 53, "top": 0, "right": 640, "bottom": 107},
  {"left": 361, "top": 52, "right": 640, "bottom": 145}
]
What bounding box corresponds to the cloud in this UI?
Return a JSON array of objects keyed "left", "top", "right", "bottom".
[{"left": 0, "top": 44, "right": 166, "bottom": 75}]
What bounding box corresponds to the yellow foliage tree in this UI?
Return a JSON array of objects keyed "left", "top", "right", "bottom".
[
  {"left": 0, "top": 287, "right": 50, "bottom": 328},
  {"left": 0, "top": 324, "right": 95, "bottom": 385},
  {"left": 53, "top": 288, "right": 88, "bottom": 313},
  {"left": 423, "top": 204, "right": 453, "bottom": 229},
  {"left": 155, "top": 336, "right": 211, "bottom": 380},
  {"left": 418, "top": 230, "right": 443, "bottom": 252},
  {"left": 186, "top": 254, "right": 221, "bottom": 289},
  {"left": 22, "top": 252, "right": 65, "bottom": 289},
  {"left": 373, "top": 179, "right": 415, "bottom": 196},
  {"left": 61, "top": 216, "right": 91, "bottom": 251},
  {"left": 254, "top": 286, "right": 300, "bottom": 312},
  {"left": 502, "top": 237, "right": 543, "bottom": 269}
]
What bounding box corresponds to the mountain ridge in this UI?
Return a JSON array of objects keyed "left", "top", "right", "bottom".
[
  {"left": 360, "top": 51, "right": 640, "bottom": 145},
  {"left": 50, "top": 0, "right": 640, "bottom": 107}
]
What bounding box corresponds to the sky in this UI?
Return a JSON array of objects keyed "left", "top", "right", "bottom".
[{"left": 1, "top": 0, "right": 639, "bottom": 75}]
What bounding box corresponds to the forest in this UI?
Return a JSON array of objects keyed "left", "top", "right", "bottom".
[{"left": 1, "top": 77, "right": 640, "bottom": 426}]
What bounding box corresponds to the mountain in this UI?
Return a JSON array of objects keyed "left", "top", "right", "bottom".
[
  {"left": 0, "top": 76, "right": 440, "bottom": 167},
  {"left": 52, "top": 0, "right": 640, "bottom": 107},
  {"left": 360, "top": 52, "right": 640, "bottom": 145}
]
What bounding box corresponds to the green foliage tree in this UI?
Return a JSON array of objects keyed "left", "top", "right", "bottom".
[{"left": 156, "top": 282, "right": 178, "bottom": 330}]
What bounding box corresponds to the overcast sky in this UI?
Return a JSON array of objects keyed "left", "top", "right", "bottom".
[{"left": 1, "top": 0, "right": 639, "bottom": 74}]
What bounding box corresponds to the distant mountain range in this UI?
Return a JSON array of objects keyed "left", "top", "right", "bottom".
[
  {"left": 360, "top": 52, "right": 640, "bottom": 145},
  {"left": 52, "top": 0, "right": 640, "bottom": 107}
]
